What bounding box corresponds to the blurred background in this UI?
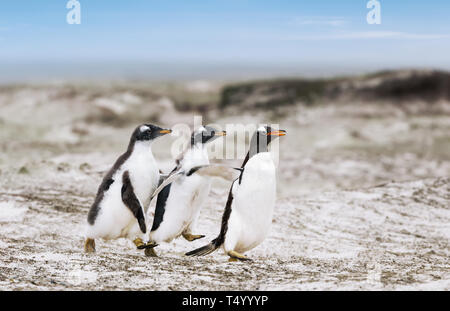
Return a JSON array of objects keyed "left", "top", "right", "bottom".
[{"left": 0, "top": 0, "right": 449, "bottom": 197}]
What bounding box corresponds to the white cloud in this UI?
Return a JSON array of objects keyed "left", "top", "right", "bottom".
[{"left": 283, "top": 31, "right": 450, "bottom": 40}]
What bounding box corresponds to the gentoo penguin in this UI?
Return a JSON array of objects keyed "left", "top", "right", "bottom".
[
  {"left": 144, "top": 126, "right": 226, "bottom": 257},
  {"left": 186, "top": 126, "right": 286, "bottom": 261},
  {"left": 84, "top": 124, "right": 172, "bottom": 253}
]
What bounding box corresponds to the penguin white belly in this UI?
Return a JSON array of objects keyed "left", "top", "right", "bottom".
[
  {"left": 125, "top": 151, "right": 159, "bottom": 210},
  {"left": 225, "top": 153, "right": 276, "bottom": 253},
  {"left": 149, "top": 145, "right": 211, "bottom": 243},
  {"left": 86, "top": 179, "right": 132, "bottom": 240},
  {"left": 150, "top": 174, "right": 211, "bottom": 243},
  {"left": 86, "top": 148, "right": 159, "bottom": 240}
]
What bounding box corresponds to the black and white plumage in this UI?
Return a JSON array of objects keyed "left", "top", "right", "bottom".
[
  {"left": 84, "top": 124, "right": 171, "bottom": 252},
  {"left": 146, "top": 126, "right": 227, "bottom": 252},
  {"left": 186, "top": 126, "right": 286, "bottom": 261}
]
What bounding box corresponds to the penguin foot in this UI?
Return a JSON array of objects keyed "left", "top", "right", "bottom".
[
  {"left": 227, "top": 250, "right": 252, "bottom": 262},
  {"left": 144, "top": 247, "right": 158, "bottom": 257},
  {"left": 133, "top": 238, "right": 145, "bottom": 248},
  {"left": 182, "top": 233, "right": 205, "bottom": 242},
  {"left": 133, "top": 238, "right": 158, "bottom": 250},
  {"left": 84, "top": 238, "right": 96, "bottom": 253},
  {"left": 138, "top": 242, "right": 158, "bottom": 250}
]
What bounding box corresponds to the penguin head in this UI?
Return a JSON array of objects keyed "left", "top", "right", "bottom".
[
  {"left": 191, "top": 125, "right": 226, "bottom": 146},
  {"left": 132, "top": 124, "right": 172, "bottom": 143},
  {"left": 258, "top": 125, "right": 286, "bottom": 145},
  {"left": 249, "top": 125, "right": 287, "bottom": 154}
]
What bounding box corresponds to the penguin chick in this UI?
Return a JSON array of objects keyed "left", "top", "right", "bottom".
[
  {"left": 84, "top": 124, "right": 171, "bottom": 253},
  {"left": 145, "top": 126, "right": 226, "bottom": 257},
  {"left": 186, "top": 126, "right": 286, "bottom": 262}
]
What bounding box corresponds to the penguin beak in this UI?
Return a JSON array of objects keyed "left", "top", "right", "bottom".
[
  {"left": 267, "top": 130, "right": 287, "bottom": 136},
  {"left": 215, "top": 131, "right": 227, "bottom": 137},
  {"left": 158, "top": 129, "right": 172, "bottom": 135}
]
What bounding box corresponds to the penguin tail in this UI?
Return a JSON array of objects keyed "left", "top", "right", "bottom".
[{"left": 185, "top": 238, "right": 221, "bottom": 257}]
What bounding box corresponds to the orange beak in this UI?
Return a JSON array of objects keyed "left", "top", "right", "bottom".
[
  {"left": 159, "top": 129, "right": 172, "bottom": 134},
  {"left": 215, "top": 131, "right": 227, "bottom": 136},
  {"left": 267, "top": 130, "right": 287, "bottom": 136}
]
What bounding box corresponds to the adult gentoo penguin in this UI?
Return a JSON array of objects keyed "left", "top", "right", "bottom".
[
  {"left": 84, "top": 124, "right": 172, "bottom": 253},
  {"left": 145, "top": 126, "right": 226, "bottom": 257},
  {"left": 186, "top": 125, "right": 286, "bottom": 261}
]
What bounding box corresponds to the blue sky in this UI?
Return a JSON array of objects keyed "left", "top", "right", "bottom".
[{"left": 0, "top": 1, "right": 449, "bottom": 79}]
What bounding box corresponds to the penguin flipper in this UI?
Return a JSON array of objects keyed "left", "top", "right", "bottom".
[
  {"left": 150, "top": 183, "right": 172, "bottom": 232},
  {"left": 157, "top": 173, "right": 170, "bottom": 187},
  {"left": 150, "top": 165, "right": 242, "bottom": 203},
  {"left": 121, "top": 170, "right": 147, "bottom": 234},
  {"left": 186, "top": 165, "right": 243, "bottom": 181},
  {"left": 150, "top": 171, "right": 183, "bottom": 201}
]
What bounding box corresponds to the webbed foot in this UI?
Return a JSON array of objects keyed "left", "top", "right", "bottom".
[
  {"left": 145, "top": 247, "right": 158, "bottom": 257},
  {"left": 84, "top": 238, "right": 96, "bottom": 253},
  {"left": 182, "top": 233, "right": 205, "bottom": 242},
  {"left": 133, "top": 238, "right": 158, "bottom": 250},
  {"left": 227, "top": 250, "right": 252, "bottom": 262}
]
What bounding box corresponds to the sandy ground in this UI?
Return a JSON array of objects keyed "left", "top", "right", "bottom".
[
  {"left": 0, "top": 175, "right": 448, "bottom": 290},
  {"left": 0, "top": 83, "right": 449, "bottom": 290}
]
